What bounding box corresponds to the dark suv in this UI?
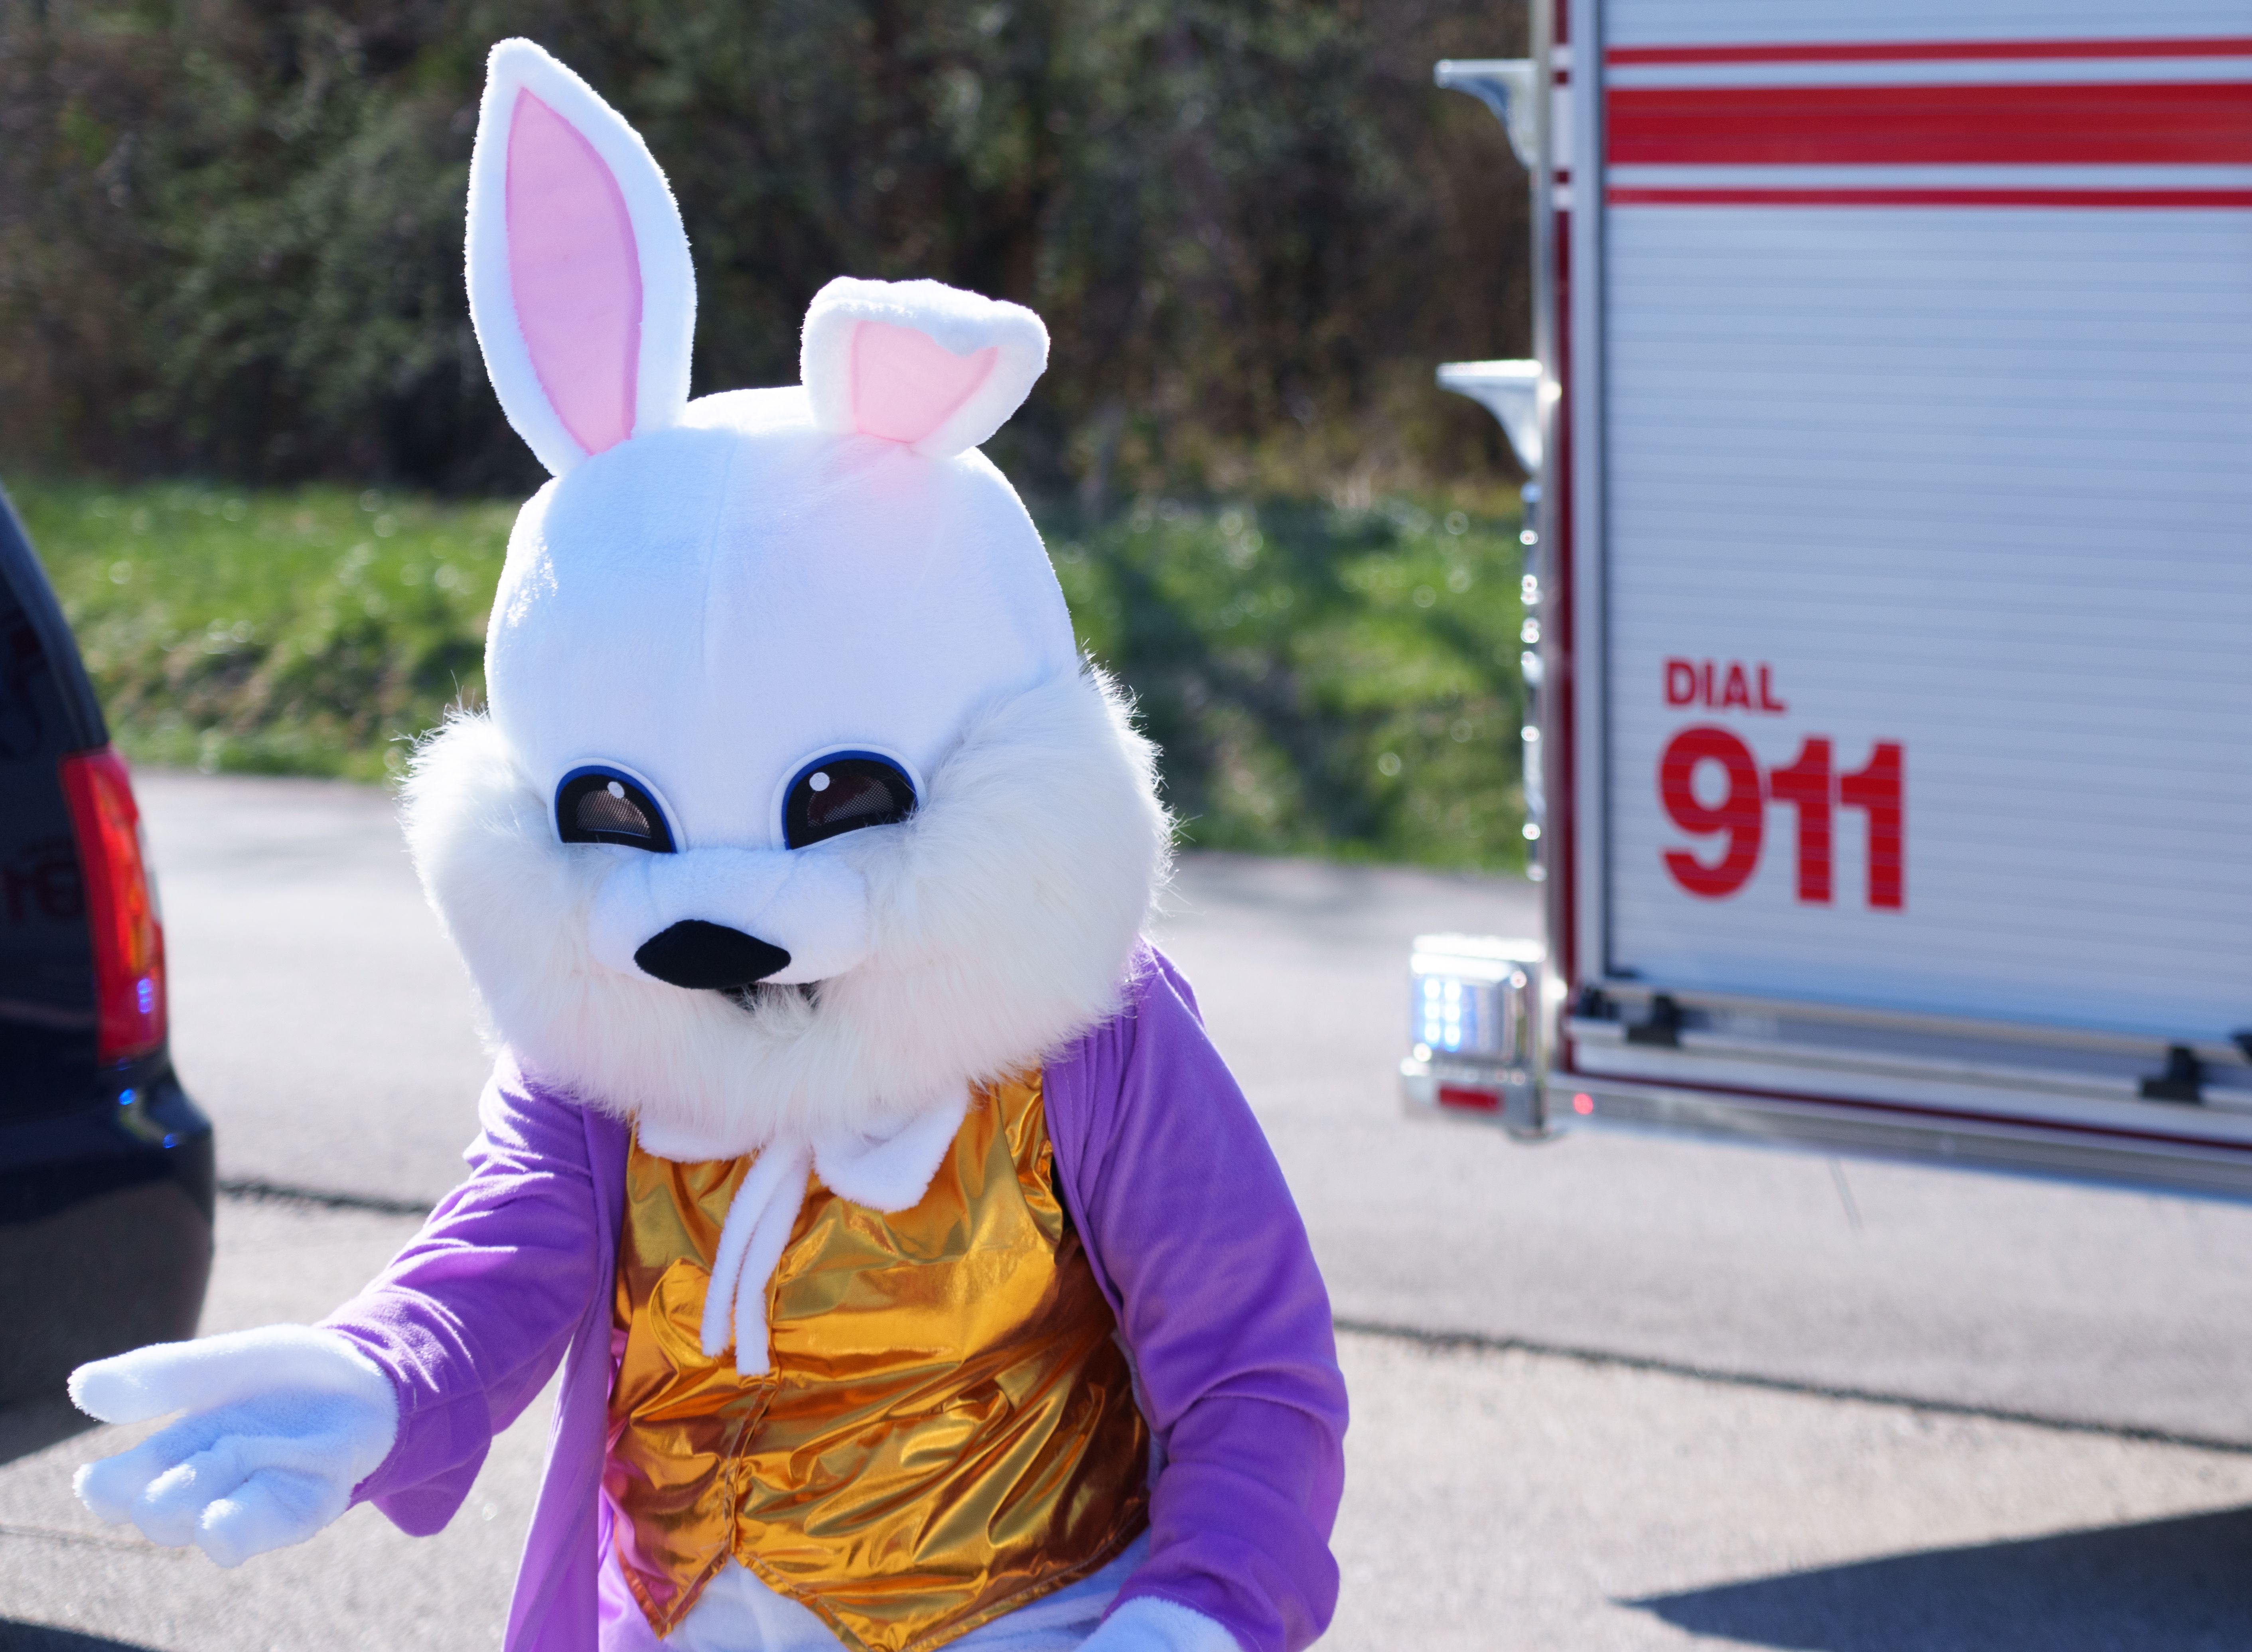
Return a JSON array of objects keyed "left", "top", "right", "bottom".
[{"left": 0, "top": 483, "right": 212, "bottom": 1424}]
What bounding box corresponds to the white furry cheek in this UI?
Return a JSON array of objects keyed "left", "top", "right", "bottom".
[
  {"left": 757, "top": 852, "right": 871, "bottom": 983},
  {"left": 583, "top": 844, "right": 872, "bottom": 984},
  {"left": 584, "top": 851, "right": 666, "bottom": 977}
]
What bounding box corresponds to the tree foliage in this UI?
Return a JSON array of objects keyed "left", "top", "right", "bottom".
[{"left": 0, "top": 0, "right": 1531, "bottom": 501}]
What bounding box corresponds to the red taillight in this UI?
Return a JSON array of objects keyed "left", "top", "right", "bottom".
[
  {"left": 1437, "top": 1083, "right": 1501, "bottom": 1113},
  {"left": 59, "top": 745, "right": 166, "bottom": 1064}
]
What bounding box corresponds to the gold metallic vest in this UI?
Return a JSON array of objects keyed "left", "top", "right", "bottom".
[{"left": 605, "top": 1072, "right": 1151, "bottom": 1650}]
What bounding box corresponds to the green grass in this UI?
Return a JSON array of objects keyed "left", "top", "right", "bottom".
[
  {"left": 14, "top": 478, "right": 1526, "bottom": 870},
  {"left": 14, "top": 479, "right": 512, "bottom": 782},
  {"left": 1048, "top": 499, "right": 1525, "bottom": 869}
]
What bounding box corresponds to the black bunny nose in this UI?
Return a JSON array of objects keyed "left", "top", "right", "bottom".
[{"left": 634, "top": 921, "right": 792, "bottom": 990}]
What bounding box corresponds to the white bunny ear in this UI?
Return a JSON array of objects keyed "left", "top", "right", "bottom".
[
  {"left": 465, "top": 39, "right": 695, "bottom": 475},
  {"left": 801, "top": 278, "right": 1048, "bottom": 459}
]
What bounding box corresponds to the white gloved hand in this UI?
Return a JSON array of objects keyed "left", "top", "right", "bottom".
[
  {"left": 69, "top": 1324, "right": 398, "bottom": 1568},
  {"left": 1079, "top": 1597, "right": 1242, "bottom": 1652}
]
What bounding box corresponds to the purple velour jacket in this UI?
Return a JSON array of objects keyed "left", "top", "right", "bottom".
[{"left": 319, "top": 946, "right": 1347, "bottom": 1652}]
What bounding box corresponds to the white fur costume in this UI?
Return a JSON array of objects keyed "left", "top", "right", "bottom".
[{"left": 68, "top": 40, "right": 1262, "bottom": 1652}]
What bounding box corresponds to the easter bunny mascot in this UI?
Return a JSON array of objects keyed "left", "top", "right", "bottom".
[{"left": 67, "top": 37, "right": 1346, "bottom": 1652}]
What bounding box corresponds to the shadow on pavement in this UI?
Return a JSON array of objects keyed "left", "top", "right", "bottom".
[
  {"left": 0, "top": 1400, "right": 92, "bottom": 1471},
  {"left": 0, "top": 1625, "right": 164, "bottom": 1651},
  {"left": 1630, "top": 1505, "right": 2252, "bottom": 1650}
]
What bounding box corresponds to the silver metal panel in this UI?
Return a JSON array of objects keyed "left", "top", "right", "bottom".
[
  {"left": 1575, "top": 5, "right": 2252, "bottom": 1047},
  {"left": 1559, "top": 1074, "right": 2252, "bottom": 1204},
  {"left": 1534, "top": 2, "right": 2252, "bottom": 1199}
]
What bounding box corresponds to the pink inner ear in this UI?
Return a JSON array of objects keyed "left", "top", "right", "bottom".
[
  {"left": 850, "top": 321, "right": 998, "bottom": 445},
  {"left": 507, "top": 90, "right": 641, "bottom": 458}
]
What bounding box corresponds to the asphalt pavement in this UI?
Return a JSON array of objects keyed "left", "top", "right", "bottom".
[{"left": 4, "top": 768, "right": 2251, "bottom": 1648}]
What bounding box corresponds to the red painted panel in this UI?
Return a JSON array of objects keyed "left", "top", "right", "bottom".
[
  {"left": 1609, "top": 82, "right": 2252, "bottom": 168},
  {"left": 1548, "top": 207, "right": 1578, "bottom": 1041},
  {"left": 1608, "top": 187, "right": 2252, "bottom": 207},
  {"left": 1610, "top": 37, "right": 2252, "bottom": 67}
]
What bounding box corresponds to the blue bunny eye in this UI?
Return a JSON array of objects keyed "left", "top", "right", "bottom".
[
  {"left": 556, "top": 767, "right": 676, "bottom": 852},
  {"left": 785, "top": 754, "right": 916, "bottom": 849}
]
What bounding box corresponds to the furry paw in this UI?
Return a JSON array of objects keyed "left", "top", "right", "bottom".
[{"left": 70, "top": 1326, "right": 397, "bottom": 1567}]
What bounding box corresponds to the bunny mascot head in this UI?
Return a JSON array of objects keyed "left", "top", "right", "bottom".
[
  {"left": 69, "top": 43, "right": 1343, "bottom": 1652},
  {"left": 409, "top": 41, "right": 1169, "bottom": 1162}
]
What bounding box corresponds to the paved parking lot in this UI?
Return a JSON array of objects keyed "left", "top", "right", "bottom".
[
  {"left": 10, "top": 1193, "right": 2252, "bottom": 1650},
  {"left": 4, "top": 770, "right": 2251, "bottom": 1648}
]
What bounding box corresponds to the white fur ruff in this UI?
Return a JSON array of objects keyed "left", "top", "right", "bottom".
[{"left": 402, "top": 667, "right": 1170, "bottom": 1153}]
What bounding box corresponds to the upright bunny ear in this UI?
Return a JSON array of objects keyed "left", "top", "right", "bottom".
[
  {"left": 465, "top": 40, "right": 695, "bottom": 475},
  {"left": 801, "top": 278, "right": 1048, "bottom": 459}
]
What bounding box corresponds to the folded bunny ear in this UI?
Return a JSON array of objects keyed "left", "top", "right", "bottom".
[
  {"left": 801, "top": 278, "right": 1048, "bottom": 458},
  {"left": 465, "top": 39, "right": 695, "bottom": 475}
]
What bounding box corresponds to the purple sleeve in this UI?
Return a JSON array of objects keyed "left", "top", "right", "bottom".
[
  {"left": 1047, "top": 947, "right": 1348, "bottom": 1652},
  {"left": 321, "top": 1061, "right": 611, "bottom": 1537}
]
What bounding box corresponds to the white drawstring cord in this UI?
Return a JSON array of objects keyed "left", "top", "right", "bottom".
[
  {"left": 729, "top": 1163, "right": 812, "bottom": 1377},
  {"left": 699, "top": 1141, "right": 812, "bottom": 1372},
  {"left": 690, "top": 1084, "right": 969, "bottom": 1378}
]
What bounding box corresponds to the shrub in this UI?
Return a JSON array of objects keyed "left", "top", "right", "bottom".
[{"left": 1054, "top": 497, "right": 1522, "bottom": 867}]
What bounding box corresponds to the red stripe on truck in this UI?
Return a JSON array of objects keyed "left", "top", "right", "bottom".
[
  {"left": 1609, "top": 37, "right": 2252, "bottom": 67},
  {"left": 1609, "top": 82, "right": 2252, "bottom": 168},
  {"left": 1609, "top": 187, "right": 2252, "bottom": 208}
]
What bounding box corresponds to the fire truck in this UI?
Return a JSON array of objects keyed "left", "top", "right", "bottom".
[{"left": 1406, "top": 3, "right": 2252, "bottom": 1196}]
